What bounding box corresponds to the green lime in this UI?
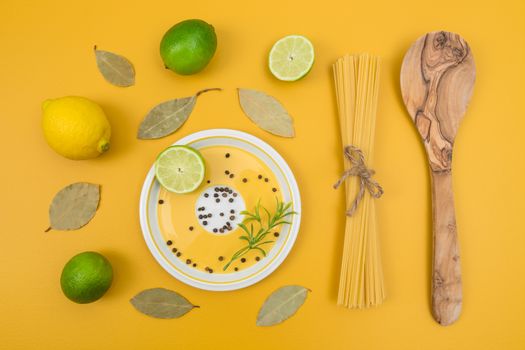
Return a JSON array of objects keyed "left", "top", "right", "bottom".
[
  {"left": 155, "top": 145, "right": 205, "bottom": 193},
  {"left": 160, "top": 19, "right": 217, "bottom": 75},
  {"left": 60, "top": 252, "right": 113, "bottom": 304},
  {"left": 268, "top": 35, "right": 315, "bottom": 81}
]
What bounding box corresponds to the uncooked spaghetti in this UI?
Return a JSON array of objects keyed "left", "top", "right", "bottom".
[{"left": 333, "top": 53, "right": 385, "bottom": 308}]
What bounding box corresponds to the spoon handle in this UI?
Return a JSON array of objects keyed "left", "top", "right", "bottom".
[{"left": 430, "top": 171, "right": 462, "bottom": 326}]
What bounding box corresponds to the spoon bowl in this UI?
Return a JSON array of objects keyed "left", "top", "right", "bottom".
[{"left": 400, "top": 31, "right": 476, "bottom": 326}]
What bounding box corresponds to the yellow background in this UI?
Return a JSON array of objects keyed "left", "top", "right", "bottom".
[{"left": 1, "top": 0, "right": 524, "bottom": 348}]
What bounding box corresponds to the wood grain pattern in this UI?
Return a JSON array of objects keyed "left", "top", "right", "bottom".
[{"left": 400, "top": 31, "right": 476, "bottom": 326}]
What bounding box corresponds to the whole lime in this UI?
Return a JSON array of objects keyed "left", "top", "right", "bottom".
[
  {"left": 60, "top": 251, "right": 113, "bottom": 304},
  {"left": 160, "top": 19, "right": 217, "bottom": 75}
]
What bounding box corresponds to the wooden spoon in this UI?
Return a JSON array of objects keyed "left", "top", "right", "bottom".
[{"left": 400, "top": 31, "right": 475, "bottom": 326}]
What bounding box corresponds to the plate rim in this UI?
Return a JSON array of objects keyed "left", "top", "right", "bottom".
[{"left": 139, "top": 128, "right": 301, "bottom": 291}]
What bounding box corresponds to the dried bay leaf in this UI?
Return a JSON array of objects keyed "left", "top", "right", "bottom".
[
  {"left": 94, "top": 46, "right": 135, "bottom": 87},
  {"left": 238, "top": 88, "right": 295, "bottom": 137},
  {"left": 256, "top": 285, "right": 310, "bottom": 326},
  {"left": 46, "top": 182, "right": 100, "bottom": 232},
  {"left": 137, "top": 88, "right": 221, "bottom": 139},
  {"left": 137, "top": 97, "right": 195, "bottom": 139},
  {"left": 130, "top": 288, "right": 199, "bottom": 319}
]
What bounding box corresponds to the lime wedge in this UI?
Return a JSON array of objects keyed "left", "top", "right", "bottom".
[
  {"left": 269, "top": 35, "right": 315, "bottom": 81},
  {"left": 155, "top": 146, "right": 205, "bottom": 193}
]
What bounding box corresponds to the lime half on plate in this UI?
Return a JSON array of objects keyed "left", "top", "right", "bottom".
[
  {"left": 269, "top": 35, "right": 315, "bottom": 81},
  {"left": 155, "top": 146, "right": 205, "bottom": 193}
]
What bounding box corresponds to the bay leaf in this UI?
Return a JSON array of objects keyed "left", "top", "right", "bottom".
[
  {"left": 137, "top": 88, "right": 221, "bottom": 139},
  {"left": 130, "top": 288, "right": 198, "bottom": 319},
  {"left": 256, "top": 285, "right": 310, "bottom": 326},
  {"left": 238, "top": 88, "right": 295, "bottom": 137},
  {"left": 94, "top": 46, "right": 135, "bottom": 87},
  {"left": 46, "top": 182, "right": 100, "bottom": 232}
]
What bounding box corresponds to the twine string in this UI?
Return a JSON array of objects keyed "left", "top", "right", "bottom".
[{"left": 333, "top": 146, "right": 384, "bottom": 216}]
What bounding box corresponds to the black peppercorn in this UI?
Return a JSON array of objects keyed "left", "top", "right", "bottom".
[
  {"left": 264, "top": 178, "right": 269, "bottom": 182},
  {"left": 158, "top": 199, "right": 164, "bottom": 204},
  {"left": 186, "top": 259, "right": 191, "bottom": 264},
  {"left": 274, "top": 232, "right": 280, "bottom": 237},
  {"left": 230, "top": 216, "right": 235, "bottom": 220},
  {"left": 242, "top": 178, "right": 247, "bottom": 183},
  {"left": 230, "top": 209, "right": 235, "bottom": 214},
  {"left": 172, "top": 248, "right": 177, "bottom": 253},
  {"left": 204, "top": 193, "right": 209, "bottom": 198},
  {"left": 228, "top": 198, "right": 233, "bottom": 203},
  {"left": 216, "top": 198, "right": 220, "bottom": 203},
  {"left": 229, "top": 174, "right": 234, "bottom": 178},
  {"left": 240, "top": 258, "right": 246, "bottom": 263},
  {"left": 225, "top": 153, "right": 230, "bottom": 158},
  {"left": 176, "top": 252, "right": 181, "bottom": 257},
  {"left": 218, "top": 256, "right": 224, "bottom": 261},
  {"left": 203, "top": 221, "right": 208, "bottom": 225},
  {"left": 234, "top": 267, "right": 239, "bottom": 271},
  {"left": 166, "top": 240, "right": 172, "bottom": 246},
  {"left": 258, "top": 175, "right": 262, "bottom": 179},
  {"left": 272, "top": 188, "right": 277, "bottom": 192},
  {"left": 255, "top": 256, "right": 260, "bottom": 261},
  {"left": 225, "top": 170, "right": 230, "bottom": 175},
  {"left": 189, "top": 226, "right": 194, "bottom": 231}
]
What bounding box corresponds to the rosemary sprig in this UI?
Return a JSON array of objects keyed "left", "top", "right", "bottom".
[{"left": 223, "top": 198, "right": 297, "bottom": 271}]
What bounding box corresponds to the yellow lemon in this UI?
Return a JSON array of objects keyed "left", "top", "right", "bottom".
[{"left": 42, "top": 96, "right": 111, "bottom": 160}]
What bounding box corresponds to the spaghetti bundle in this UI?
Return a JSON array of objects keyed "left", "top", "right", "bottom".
[{"left": 333, "top": 54, "right": 385, "bottom": 308}]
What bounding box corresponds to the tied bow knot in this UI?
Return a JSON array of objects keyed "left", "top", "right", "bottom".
[{"left": 333, "top": 146, "right": 383, "bottom": 216}]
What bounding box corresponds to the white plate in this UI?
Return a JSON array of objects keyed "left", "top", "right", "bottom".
[{"left": 139, "top": 129, "right": 301, "bottom": 291}]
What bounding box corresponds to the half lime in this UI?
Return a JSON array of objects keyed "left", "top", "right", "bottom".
[
  {"left": 155, "top": 145, "right": 205, "bottom": 193},
  {"left": 269, "top": 35, "right": 315, "bottom": 81}
]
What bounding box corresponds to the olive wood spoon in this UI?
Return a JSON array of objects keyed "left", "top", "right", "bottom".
[{"left": 400, "top": 31, "right": 475, "bottom": 326}]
